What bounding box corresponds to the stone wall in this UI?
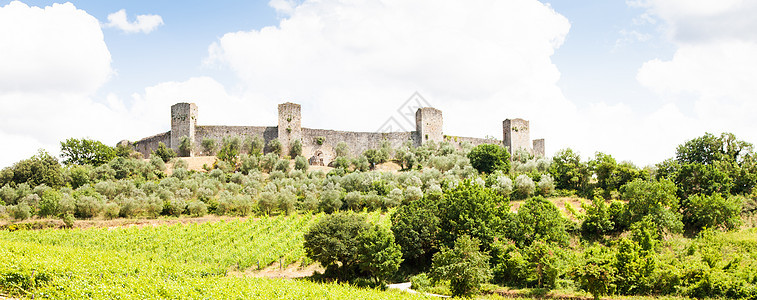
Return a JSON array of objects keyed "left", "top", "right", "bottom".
[
  {"left": 301, "top": 128, "right": 413, "bottom": 164},
  {"left": 504, "top": 118, "right": 532, "bottom": 155},
  {"left": 416, "top": 107, "right": 443, "bottom": 146},
  {"left": 170, "top": 103, "right": 197, "bottom": 154},
  {"left": 131, "top": 102, "right": 546, "bottom": 163},
  {"left": 133, "top": 131, "right": 170, "bottom": 158},
  {"left": 533, "top": 139, "right": 545, "bottom": 157},
  {"left": 193, "top": 125, "right": 277, "bottom": 156}
]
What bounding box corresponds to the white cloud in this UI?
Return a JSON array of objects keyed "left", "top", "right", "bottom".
[
  {"left": 0, "top": 1, "right": 112, "bottom": 94},
  {"left": 207, "top": 0, "right": 586, "bottom": 155},
  {"left": 105, "top": 9, "right": 163, "bottom": 34},
  {"left": 635, "top": 0, "right": 757, "bottom": 153},
  {"left": 268, "top": 0, "right": 298, "bottom": 16},
  {"left": 0, "top": 1, "right": 121, "bottom": 168}
]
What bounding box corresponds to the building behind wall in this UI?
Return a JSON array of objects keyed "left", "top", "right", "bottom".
[{"left": 131, "top": 102, "right": 546, "bottom": 164}]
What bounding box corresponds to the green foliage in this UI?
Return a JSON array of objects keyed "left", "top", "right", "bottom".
[
  {"left": 363, "top": 148, "right": 389, "bottom": 168},
  {"left": 60, "top": 138, "right": 116, "bottom": 166},
  {"left": 573, "top": 245, "right": 616, "bottom": 300},
  {"left": 304, "top": 213, "right": 402, "bottom": 282},
  {"left": 251, "top": 136, "right": 264, "bottom": 156},
  {"left": 391, "top": 196, "right": 440, "bottom": 267},
  {"left": 622, "top": 179, "right": 683, "bottom": 235},
  {"left": 514, "top": 174, "right": 535, "bottom": 198},
  {"left": 438, "top": 179, "right": 510, "bottom": 251},
  {"left": 1, "top": 150, "right": 64, "bottom": 189},
  {"left": 201, "top": 138, "right": 217, "bottom": 155},
  {"left": 151, "top": 142, "right": 177, "bottom": 163},
  {"left": 178, "top": 136, "right": 193, "bottom": 157},
  {"left": 581, "top": 197, "right": 615, "bottom": 239},
  {"left": 294, "top": 155, "right": 309, "bottom": 172},
  {"left": 217, "top": 137, "right": 241, "bottom": 165},
  {"left": 290, "top": 139, "right": 303, "bottom": 157},
  {"left": 683, "top": 193, "right": 742, "bottom": 232},
  {"left": 513, "top": 196, "right": 568, "bottom": 247},
  {"left": 550, "top": 148, "right": 590, "bottom": 193},
  {"left": 356, "top": 225, "right": 403, "bottom": 284},
  {"left": 467, "top": 144, "right": 510, "bottom": 174},
  {"left": 590, "top": 152, "right": 648, "bottom": 199},
  {"left": 268, "top": 138, "right": 283, "bottom": 156},
  {"left": 430, "top": 235, "right": 492, "bottom": 298},
  {"left": 613, "top": 238, "right": 656, "bottom": 295}
]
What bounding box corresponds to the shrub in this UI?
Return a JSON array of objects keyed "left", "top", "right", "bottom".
[
  {"left": 345, "top": 191, "right": 363, "bottom": 211},
  {"left": 150, "top": 156, "right": 166, "bottom": 172},
  {"left": 581, "top": 197, "right": 614, "bottom": 240},
  {"left": 332, "top": 156, "right": 350, "bottom": 170},
  {"left": 294, "top": 155, "right": 309, "bottom": 172},
  {"left": 217, "top": 137, "right": 241, "bottom": 164},
  {"left": 319, "top": 189, "right": 343, "bottom": 213},
  {"left": 274, "top": 159, "right": 290, "bottom": 173},
  {"left": 103, "top": 202, "right": 120, "bottom": 219},
  {"left": 38, "top": 189, "right": 62, "bottom": 217},
  {"left": 260, "top": 153, "right": 278, "bottom": 173},
  {"left": 187, "top": 200, "right": 208, "bottom": 217},
  {"left": 467, "top": 144, "right": 511, "bottom": 174},
  {"left": 682, "top": 193, "right": 742, "bottom": 232},
  {"left": 430, "top": 235, "right": 492, "bottom": 298},
  {"left": 573, "top": 245, "right": 616, "bottom": 300},
  {"left": 152, "top": 142, "right": 177, "bottom": 163},
  {"left": 404, "top": 186, "right": 423, "bottom": 203},
  {"left": 1, "top": 150, "right": 64, "bottom": 189},
  {"left": 75, "top": 195, "right": 103, "bottom": 219},
  {"left": 356, "top": 225, "right": 403, "bottom": 284},
  {"left": 492, "top": 175, "right": 513, "bottom": 197},
  {"left": 201, "top": 138, "right": 217, "bottom": 155},
  {"left": 10, "top": 202, "right": 31, "bottom": 220},
  {"left": 391, "top": 196, "right": 440, "bottom": 267},
  {"left": 178, "top": 136, "right": 193, "bottom": 157},
  {"left": 514, "top": 174, "right": 536, "bottom": 198},
  {"left": 303, "top": 213, "right": 369, "bottom": 278},
  {"left": 363, "top": 149, "right": 389, "bottom": 168},
  {"left": 622, "top": 179, "right": 683, "bottom": 235},
  {"left": 513, "top": 196, "right": 568, "bottom": 247},
  {"left": 290, "top": 139, "right": 302, "bottom": 157},
  {"left": 550, "top": 148, "right": 589, "bottom": 192},
  {"left": 268, "top": 138, "right": 282, "bottom": 156},
  {"left": 538, "top": 174, "right": 556, "bottom": 196},
  {"left": 410, "top": 273, "right": 431, "bottom": 291}
]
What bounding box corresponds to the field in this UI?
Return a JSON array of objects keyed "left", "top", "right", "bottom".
[{"left": 0, "top": 212, "right": 421, "bottom": 299}]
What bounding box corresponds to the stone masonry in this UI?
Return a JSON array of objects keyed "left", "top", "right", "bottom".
[{"left": 132, "top": 102, "right": 546, "bottom": 164}]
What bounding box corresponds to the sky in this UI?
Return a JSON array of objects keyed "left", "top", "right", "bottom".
[{"left": 1, "top": 0, "right": 756, "bottom": 168}]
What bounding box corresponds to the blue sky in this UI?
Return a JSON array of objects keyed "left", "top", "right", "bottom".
[{"left": 1, "top": 0, "right": 755, "bottom": 168}]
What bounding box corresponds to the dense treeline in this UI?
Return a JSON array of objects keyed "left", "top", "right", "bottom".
[{"left": 1, "top": 132, "right": 756, "bottom": 298}]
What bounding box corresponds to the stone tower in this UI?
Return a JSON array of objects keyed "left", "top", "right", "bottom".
[
  {"left": 533, "top": 138, "right": 545, "bottom": 157},
  {"left": 278, "top": 102, "right": 302, "bottom": 156},
  {"left": 415, "top": 107, "right": 443, "bottom": 146},
  {"left": 170, "top": 102, "right": 198, "bottom": 155},
  {"left": 503, "top": 118, "right": 531, "bottom": 155}
]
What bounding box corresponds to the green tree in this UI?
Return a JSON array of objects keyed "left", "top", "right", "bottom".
[
  {"left": 430, "top": 235, "right": 492, "bottom": 298},
  {"left": 438, "top": 179, "right": 511, "bottom": 252},
  {"left": 391, "top": 196, "right": 441, "bottom": 267},
  {"left": 1, "top": 150, "right": 64, "bottom": 189},
  {"left": 217, "top": 137, "right": 241, "bottom": 165},
  {"left": 550, "top": 148, "right": 590, "bottom": 193},
  {"left": 467, "top": 144, "right": 510, "bottom": 174},
  {"left": 581, "top": 197, "right": 615, "bottom": 240},
  {"left": 268, "top": 138, "right": 283, "bottom": 156},
  {"left": 363, "top": 148, "right": 389, "bottom": 169},
  {"left": 290, "top": 139, "right": 302, "bottom": 157},
  {"left": 357, "top": 225, "right": 403, "bottom": 284},
  {"left": 151, "top": 142, "right": 176, "bottom": 163},
  {"left": 512, "top": 196, "right": 568, "bottom": 247},
  {"left": 335, "top": 141, "right": 350, "bottom": 157},
  {"left": 573, "top": 245, "right": 616, "bottom": 300},
  {"left": 201, "top": 138, "right": 217, "bottom": 155},
  {"left": 622, "top": 179, "right": 683, "bottom": 235},
  {"left": 294, "top": 155, "right": 309, "bottom": 172},
  {"left": 60, "top": 138, "right": 116, "bottom": 166},
  {"left": 682, "top": 193, "right": 742, "bottom": 232}
]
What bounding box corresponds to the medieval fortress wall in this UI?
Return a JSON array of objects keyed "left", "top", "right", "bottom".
[{"left": 132, "top": 102, "right": 545, "bottom": 164}]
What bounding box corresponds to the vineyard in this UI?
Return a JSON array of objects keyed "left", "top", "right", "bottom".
[{"left": 0, "top": 212, "right": 417, "bottom": 299}]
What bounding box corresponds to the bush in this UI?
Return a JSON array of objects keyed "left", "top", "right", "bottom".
[
  {"left": 573, "top": 245, "right": 616, "bottom": 300},
  {"left": 217, "top": 137, "right": 241, "bottom": 164},
  {"left": 622, "top": 179, "right": 683, "bottom": 235},
  {"left": 581, "top": 197, "right": 614, "bottom": 240},
  {"left": 152, "top": 142, "right": 176, "bottom": 163},
  {"left": 410, "top": 273, "right": 431, "bottom": 291},
  {"left": 683, "top": 193, "right": 742, "bottom": 232},
  {"left": 538, "top": 174, "right": 555, "bottom": 196},
  {"left": 404, "top": 186, "right": 423, "bottom": 203},
  {"left": 356, "top": 225, "right": 403, "bottom": 284},
  {"left": 290, "top": 139, "right": 302, "bottom": 157},
  {"left": 187, "top": 200, "right": 208, "bottom": 217},
  {"left": 550, "top": 148, "right": 589, "bottom": 192},
  {"left": 250, "top": 136, "right": 264, "bottom": 156},
  {"left": 274, "top": 159, "right": 290, "bottom": 173},
  {"left": 303, "top": 213, "right": 367, "bottom": 278},
  {"left": 201, "top": 138, "right": 217, "bottom": 155},
  {"left": 178, "top": 136, "right": 193, "bottom": 157},
  {"left": 430, "top": 235, "right": 492, "bottom": 298},
  {"left": 103, "top": 202, "right": 120, "bottom": 219},
  {"left": 268, "top": 138, "right": 282, "bottom": 156},
  {"left": 294, "top": 155, "right": 309, "bottom": 172},
  {"left": 514, "top": 174, "right": 535, "bottom": 198},
  {"left": 513, "top": 196, "right": 568, "bottom": 247},
  {"left": 1, "top": 150, "right": 64, "bottom": 189},
  {"left": 467, "top": 144, "right": 510, "bottom": 174},
  {"left": 10, "top": 202, "right": 31, "bottom": 220}
]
